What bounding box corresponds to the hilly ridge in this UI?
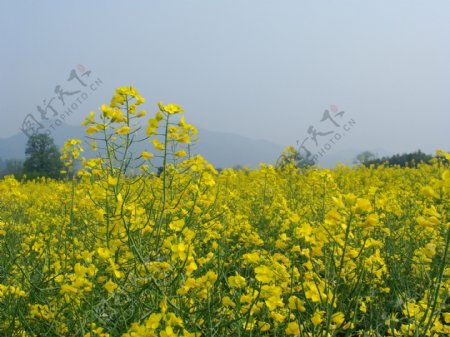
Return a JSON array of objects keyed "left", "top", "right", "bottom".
[{"left": 0, "top": 122, "right": 284, "bottom": 169}]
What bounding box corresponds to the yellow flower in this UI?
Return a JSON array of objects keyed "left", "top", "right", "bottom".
[
  {"left": 311, "top": 310, "right": 324, "bottom": 326},
  {"left": 175, "top": 150, "right": 187, "bottom": 157},
  {"left": 160, "top": 102, "right": 184, "bottom": 115},
  {"left": 363, "top": 213, "right": 379, "bottom": 228},
  {"left": 243, "top": 252, "right": 260, "bottom": 264},
  {"left": 355, "top": 198, "right": 372, "bottom": 213},
  {"left": 288, "top": 296, "right": 306, "bottom": 312},
  {"left": 115, "top": 126, "right": 131, "bottom": 135},
  {"left": 100, "top": 104, "right": 113, "bottom": 117},
  {"left": 178, "top": 116, "right": 186, "bottom": 127},
  {"left": 148, "top": 118, "right": 159, "bottom": 128},
  {"left": 82, "top": 111, "right": 96, "bottom": 125},
  {"left": 151, "top": 139, "right": 165, "bottom": 151},
  {"left": 416, "top": 216, "right": 439, "bottom": 228},
  {"left": 107, "top": 176, "right": 118, "bottom": 186},
  {"left": 30, "top": 304, "right": 55, "bottom": 320},
  {"left": 258, "top": 322, "right": 271, "bottom": 332},
  {"left": 108, "top": 259, "right": 124, "bottom": 278},
  {"left": 360, "top": 301, "right": 367, "bottom": 313},
  {"left": 160, "top": 326, "right": 177, "bottom": 337},
  {"left": 97, "top": 247, "right": 111, "bottom": 260},
  {"left": 160, "top": 297, "right": 168, "bottom": 313},
  {"left": 171, "top": 242, "right": 188, "bottom": 260},
  {"left": 331, "top": 312, "right": 345, "bottom": 327},
  {"left": 86, "top": 125, "right": 99, "bottom": 135},
  {"left": 305, "top": 282, "right": 325, "bottom": 303},
  {"left": 422, "top": 185, "right": 439, "bottom": 198},
  {"left": 104, "top": 280, "right": 118, "bottom": 294},
  {"left": 95, "top": 208, "right": 105, "bottom": 222},
  {"left": 285, "top": 321, "right": 300, "bottom": 335},
  {"left": 228, "top": 273, "right": 247, "bottom": 288},
  {"left": 137, "top": 110, "right": 147, "bottom": 117},
  {"left": 146, "top": 126, "right": 157, "bottom": 136},
  {"left": 60, "top": 284, "right": 78, "bottom": 295},
  {"left": 270, "top": 311, "right": 286, "bottom": 323},
  {"left": 254, "top": 265, "right": 275, "bottom": 283},
  {"left": 146, "top": 313, "right": 163, "bottom": 329},
  {"left": 178, "top": 134, "right": 191, "bottom": 144},
  {"left": 141, "top": 151, "right": 154, "bottom": 160},
  {"left": 443, "top": 313, "right": 450, "bottom": 324},
  {"left": 222, "top": 296, "right": 236, "bottom": 308},
  {"left": 0, "top": 221, "right": 5, "bottom": 236},
  {"left": 325, "top": 209, "right": 341, "bottom": 223}
]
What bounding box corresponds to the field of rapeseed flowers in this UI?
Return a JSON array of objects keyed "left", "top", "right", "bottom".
[{"left": 0, "top": 87, "right": 449, "bottom": 337}]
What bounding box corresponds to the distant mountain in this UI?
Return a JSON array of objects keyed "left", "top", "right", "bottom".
[
  {"left": 0, "top": 122, "right": 284, "bottom": 169},
  {"left": 0, "top": 122, "right": 393, "bottom": 169},
  {"left": 0, "top": 122, "right": 91, "bottom": 161},
  {"left": 194, "top": 129, "right": 284, "bottom": 168}
]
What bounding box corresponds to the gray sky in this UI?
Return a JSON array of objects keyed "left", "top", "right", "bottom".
[{"left": 1, "top": 0, "right": 449, "bottom": 158}]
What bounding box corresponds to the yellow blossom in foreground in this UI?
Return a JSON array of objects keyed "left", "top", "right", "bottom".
[
  {"left": 311, "top": 311, "right": 324, "bottom": 326},
  {"left": 159, "top": 102, "right": 183, "bottom": 114},
  {"left": 115, "top": 125, "right": 131, "bottom": 135},
  {"left": 285, "top": 321, "right": 300, "bottom": 335},
  {"left": 228, "top": 273, "right": 247, "bottom": 288},
  {"left": 151, "top": 139, "right": 165, "bottom": 151},
  {"left": 422, "top": 185, "right": 439, "bottom": 198},
  {"left": 141, "top": 151, "right": 154, "bottom": 160},
  {"left": 1, "top": 88, "right": 449, "bottom": 337},
  {"left": 97, "top": 247, "right": 111, "bottom": 260},
  {"left": 107, "top": 176, "right": 118, "bottom": 186},
  {"left": 175, "top": 150, "right": 187, "bottom": 157},
  {"left": 104, "top": 280, "right": 118, "bottom": 293}
]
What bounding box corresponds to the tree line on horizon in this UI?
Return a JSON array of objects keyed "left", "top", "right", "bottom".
[{"left": 353, "top": 150, "right": 448, "bottom": 167}]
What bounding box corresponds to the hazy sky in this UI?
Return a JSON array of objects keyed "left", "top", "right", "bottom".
[{"left": 1, "top": 0, "right": 449, "bottom": 158}]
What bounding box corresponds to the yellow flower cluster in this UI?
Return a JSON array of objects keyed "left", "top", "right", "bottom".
[{"left": 0, "top": 87, "right": 449, "bottom": 336}]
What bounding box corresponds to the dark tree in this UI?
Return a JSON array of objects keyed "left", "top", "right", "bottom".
[
  {"left": 2, "top": 159, "right": 24, "bottom": 179},
  {"left": 354, "top": 151, "right": 377, "bottom": 165},
  {"left": 363, "top": 150, "right": 433, "bottom": 168},
  {"left": 157, "top": 166, "right": 164, "bottom": 177},
  {"left": 23, "top": 134, "right": 64, "bottom": 179}
]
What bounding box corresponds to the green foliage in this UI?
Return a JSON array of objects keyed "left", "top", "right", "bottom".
[
  {"left": 0, "top": 159, "right": 24, "bottom": 179},
  {"left": 354, "top": 151, "right": 378, "bottom": 165},
  {"left": 363, "top": 150, "right": 433, "bottom": 168},
  {"left": 23, "top": 134, "right": 64, "bottom": 179}
]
